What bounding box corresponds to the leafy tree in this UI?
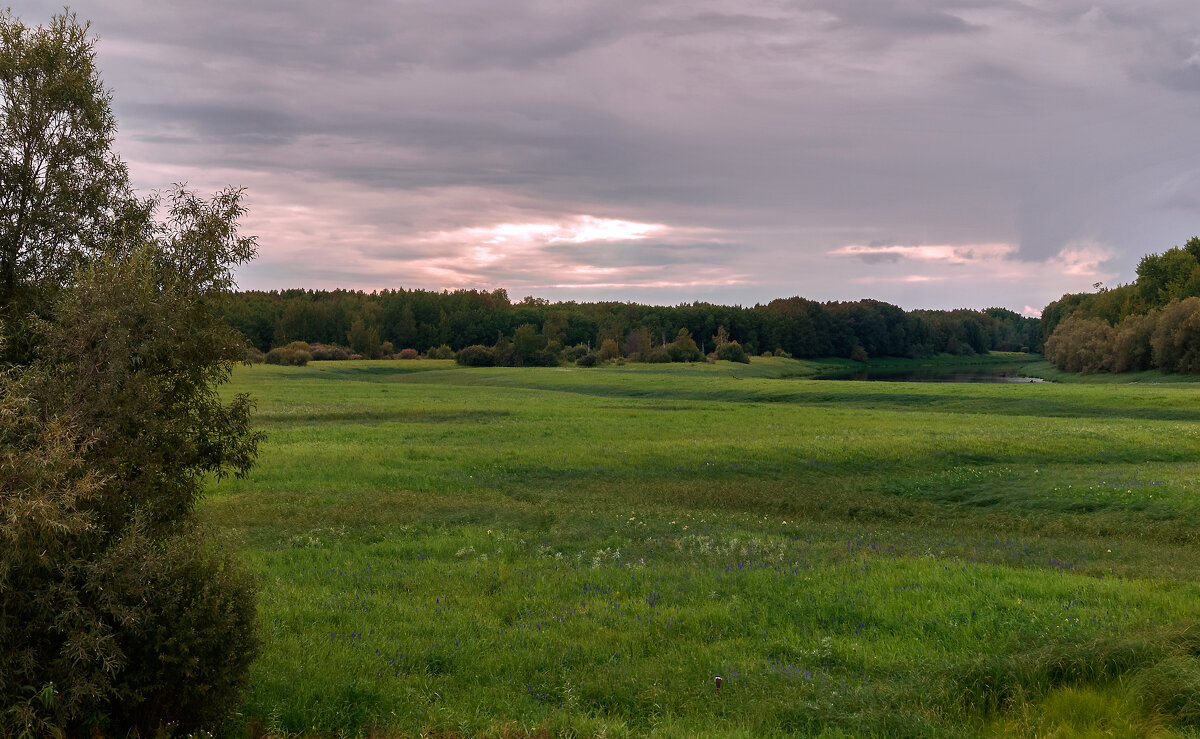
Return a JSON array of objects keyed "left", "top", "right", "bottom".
[
  {"left": 513, "top": 322, "right": 547, "bottom": 364},
  {"left": 599, "top": 337, "right": 620, "bottom": 360},
  {"left": 0, "top": 11, "right": 141, "bottom": 313},
  {"left": 1043, "top": 315, "right": 1114, "bottom": 374},
  {"left": 542, "top": 309, "right": 568, "bottom": 345},
  {"left": 715, "top": 340, "right": 749, "bottom": 363},
  {"left": 1151, "top": 297, "right": 1200, "bottom": 373},
  {"left": 1, "top": 11, "right": 261, "bottom": 736},
  {"left": 347, "top": 316, "right": 381, "bottom": 357},
  {"left": 667, "top": 328, "right": 702, "bottom": 362}
]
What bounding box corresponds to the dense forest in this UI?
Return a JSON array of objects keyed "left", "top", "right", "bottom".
[
  {"left": 1041, "top": 237, "right": 1200, "bottom": 373},
  {"left": 220, "top": 289, "right": 1040, "bottom": 363}
]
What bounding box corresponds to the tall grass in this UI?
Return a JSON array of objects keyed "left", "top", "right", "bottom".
[{"left": 205, "top": 358, "right": 1200, "bottom": 736}]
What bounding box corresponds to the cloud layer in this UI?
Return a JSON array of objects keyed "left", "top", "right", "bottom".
[{"left": 9, "top": 0, "right": 1200, "bottom": 309}]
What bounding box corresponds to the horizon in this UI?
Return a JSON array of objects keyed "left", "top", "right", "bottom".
[{"left": 9, "top": 1, "right": 1199, "bottom": 315}]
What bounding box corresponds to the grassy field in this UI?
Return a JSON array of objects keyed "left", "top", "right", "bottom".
[{"left": 204, "top": 357, "right": 1200, "bottom": 737}]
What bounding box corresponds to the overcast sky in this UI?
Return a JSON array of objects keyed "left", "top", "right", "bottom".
[{"left": 11, "top": 1, "right": 1200, "bottom": 312}]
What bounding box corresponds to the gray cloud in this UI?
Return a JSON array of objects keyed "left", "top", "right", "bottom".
[{"left": 7, "top": 0, "right": 1200, "bottom": 310}]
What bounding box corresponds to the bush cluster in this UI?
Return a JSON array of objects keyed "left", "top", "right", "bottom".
[
  {"left": 309, "top": 342, "right": 353, "bottom": 360},
  {"left": 715, "top": 340, "right": 750, "bottom": 363},
  {"left": 1044, "top": 297, "right": 1200, "bottom": 374},
  {"left": 266, "top": 341, "right": 313, "bottom": 365}
]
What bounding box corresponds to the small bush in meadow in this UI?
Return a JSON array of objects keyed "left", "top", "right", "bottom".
[
  {"left": 716, "top": 340, "right": 750, "bottom": 363},
  {"left": 309, "top": 343, "right": 352, "bottom": 360},
  {"left": 266, "top": 341, "right": 312, "bottom": 366},
  {"left": 427, "top": 344, "right": 455, "bottom": 360},
  {"left": 399, "top": 348, "right": 420, "bottom": 359},
  {"left": 576, "top": 352, "right": 600, "bottom": 367},
  {"left": 456, "top": 345, "right": 495, "bottom": 366},
  {"left": 244, "top": 346, "right": 265, "bottom": 364},
  {"left": 773, "top": 347, "right": 792, "bottom": 358}
]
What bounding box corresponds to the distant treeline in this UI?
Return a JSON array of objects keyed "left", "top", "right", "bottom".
[
  {"left": 221, "top": 289, "right": 1039, "bottom": 360},
  {"left": 1041, "top": 237, "right": 1200, "bottom": 374}
]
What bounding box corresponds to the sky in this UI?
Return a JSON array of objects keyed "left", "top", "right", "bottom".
[{"left": 10, "top": 1, "right": 1200, "bottom": 313}]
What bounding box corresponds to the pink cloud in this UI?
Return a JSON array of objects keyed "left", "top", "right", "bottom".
[{"left": 830, "top": 243, "right": 1017, "bottom": 264}]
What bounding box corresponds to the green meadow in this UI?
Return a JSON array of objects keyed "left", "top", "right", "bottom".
[{"left": 204, "top": 357, "right": 1200, "bottom": 737}]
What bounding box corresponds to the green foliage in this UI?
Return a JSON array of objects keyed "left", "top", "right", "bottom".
[
  {"left": 715, "top": 339, "right": 749, "bottom": 363},
  {"left": 455, "top": 344, "right": 495, "bottom": 367},
  {"left": 82, "top": 526, "right": 258, "bottom": 734},
  {"left": 266, "top": 341, "right": 312, "bottom": 366},
  {"left": 667, "top": 328, "right": 701, "bottom": 362},
  {"left": 511, "top": 323, "right": 546, "bottom": 365},
  {"left": 221, "top": 288, "right": 1040, "bottom": 363},
  {"left": 562, "top": 343, "right": 589, "bottom": 362},
  {"left": 308, "top": 342, "right": 351, "bottom": 361},
  {"left": 426, "top": 344, "right": 455, "bottom": 360},
  {"left": 1, "top": 13, "right": 262, "bottom": 733},
  {"left": 398, "top": 347, "right": 420, "bottom": 359},
  {"left": 1151, "top": 297, "right": 1200, "bottom": 373},
  {"left": 599, "top": 337, "right": 620, "bottom": 360},
  {"left": 1043, "top": 316, "right": 1114, "bottom": 374},
  {"left": 0, "top": 10, "right": 131, "bottom": 315},
  {"left": 347, "top": 317, "right": 381, "bottom": 358},
  {"left": 642, "top": 345, "right": 672, "bottom": 363},
  {"left": 575, "top": 351, "right": 599, "bottom": 367},
  {"left": 1044, "top": 295, "right": 1200, "bottom": 375}
]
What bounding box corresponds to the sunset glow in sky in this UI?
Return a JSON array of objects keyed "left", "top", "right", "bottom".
[{"left": 9, "top": 0, "right": 1200, "bottom": 311}]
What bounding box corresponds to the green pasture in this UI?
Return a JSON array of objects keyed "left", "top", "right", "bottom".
[{"left": 204, "top": 357, "right": 1200, "bottom": 737}]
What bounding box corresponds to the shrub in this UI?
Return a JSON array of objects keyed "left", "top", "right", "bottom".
[
  {"left": 89, "top": 527, "right": 259, "bottom": 734},
  {"left": 456, "top": 344, "right": 495, "bottom": 366},
  {"left": 716, "top": 340, "right": 750, "bottom": 363},
  {"left": 1112, "top": 311, "right": 1156, "bottom": 372},
  {"left": 642, "top": 346, "right": 672, "bottom": 363},
  {"left": 427, "top": 344, "right": 455, "bottom": 360},
  {"left": 309, "top": 342, "right": 351, "bottom": 360},
  {"left": 1151, "top": 297, "right": 1200, "bottom": 373},
  {"left": 244, "top": 346, "right": 265, "bottom": 364},
  {"left": 398, "top": 348, "right": 420, "bottom": 359},
  {"left": 576, "top": 352, "right": 600, "bottom": 367},
  {"left": 773, "top": 348, "right": 792, "bottom": 358},
  {"left": 380, "top": 341, "right": 394, "bottom": 357},
  {"left": 599, "top": 338, "right": 620, "bottom": 360},
  {"left": 266, "top": 341, "right": 312, "bottom": 366},
  {"left": 563, "top": 344, "right": 590, "bottom": 362},
  {"left": 849, "top": 345, "right": 869, "bottom": 363},
  {"left": 667, "top": 329, "right": 702, "bottom": 362},
  {"left": 1044, "top": 316, "right": 1114, "bottom": 373},
  {"left": 531, "top": 349, "right": 559, "bottom": 367}
]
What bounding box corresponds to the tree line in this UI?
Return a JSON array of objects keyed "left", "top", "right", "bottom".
[
  {"left": 222, "top": 289, "right": 1041, "bottom": 362},
  {"left": 1041, "top": 237, "right": 1200, "bottom": 374}
]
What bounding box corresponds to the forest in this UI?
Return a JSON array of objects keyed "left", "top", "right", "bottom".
[
  {"left": 1041, "top": 237, "right": 1200, "bottom": 374},
  {"left": 221, "top": 289, "right": 1041, "bottom": 364}
]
